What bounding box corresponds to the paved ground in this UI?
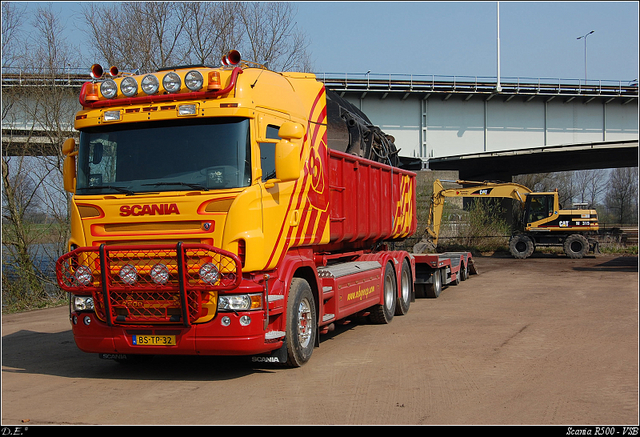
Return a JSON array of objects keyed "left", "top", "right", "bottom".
[{"left": 2, "top": 253, "right": 638, "bottom": 425}]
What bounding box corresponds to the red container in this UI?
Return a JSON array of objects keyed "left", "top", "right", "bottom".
[{"left": 327, "top": 149, "right": 417, "bottom": 246}]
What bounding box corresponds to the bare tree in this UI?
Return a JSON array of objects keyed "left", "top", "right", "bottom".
[
  {"left": 80, "top": 1, "right": 311, "bottom": 72},
  {"left": 1, "top": 2, "right": 26, "bottom": 68},
  {"left": 605, "top": 167, "right": 639, "bottom": 224},
  {"left": 573, "top": 169, "right": 607, "bottom": 207},
  {"left": 179, "top": 2, "right": 242, "bottom": 66},
  {"left": 2, "top": 4, "right": 80, "bottom": 309},
  {"left": 236, "top": 2, "right": 311, "bottom": 71}
]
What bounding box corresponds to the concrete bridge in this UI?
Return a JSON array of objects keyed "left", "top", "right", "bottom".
[
  {"left": 320, "top": 72, "right": 638, "bottom": 180},
  {"left": 2, "top": 68, "right": 638, "bottom": 180}
]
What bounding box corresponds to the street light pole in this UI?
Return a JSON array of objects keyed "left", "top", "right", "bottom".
[{"left": 577, "top": 30, "right": 595, "bottom": 82}]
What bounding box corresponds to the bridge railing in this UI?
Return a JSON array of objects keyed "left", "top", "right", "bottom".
[
  {"left": 1, "top": 66, "right": 90, "bottom": 87},
  {"left": 3, "top": 66, "right": 638, "bottom": 98},
  {"left": 315, "top": 72, "right": 639, "bottom": 97}
]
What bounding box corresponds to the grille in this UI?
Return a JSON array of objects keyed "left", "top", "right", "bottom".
[{"left": 56, "top": 243, "right": 242, "bottom": 326}]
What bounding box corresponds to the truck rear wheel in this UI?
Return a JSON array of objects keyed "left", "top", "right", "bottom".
[
  {"left": 509, "top": 234, "right": 534, "bottom": 259},
  {"left": 395, "top": 259, "right": 412, "bottom": 316},
  {"left": 370, "top": 262, "right": 396, "bottom": 324},
  {"left": 285, "top": 278, "right": 317, "bottom": 367},
  {"left": 564, "top": 234, "right": 589, "bottom": 259},
  {"left": 425, "top": 268, "right": 442, "bottom": 298}
]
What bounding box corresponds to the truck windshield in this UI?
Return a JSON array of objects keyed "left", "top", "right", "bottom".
[{"left": 76, "top": 117, "right": 251, "bottom": 195}]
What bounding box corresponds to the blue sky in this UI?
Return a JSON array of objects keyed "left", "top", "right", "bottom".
[
  {"left": 14, "top": 1, "right": 640, "bottom": 81},
  {"left": 295, "top": 1, "right": 638, "bottom": 80}
]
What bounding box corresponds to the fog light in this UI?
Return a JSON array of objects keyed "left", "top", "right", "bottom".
[
  {"left": 83, "top": 315, "right": 92, "bottom": 325},
  {"left": 239, "top": 315, "right": 251, "bottom": 326},
  {"left": 74, "top": 265, "right": 93, "bottom": 285},
  {"left": 119, "top": 264, "right": 138, "bottom": 285},
  {"left": 221, "top": 316, "right": 231, "bottom": 327},
  {"left": 199, "top": 263, "right": 219, "bottom": 285},
  {"left": 150, "top": 263, "right": 169, "bottom": 285}
]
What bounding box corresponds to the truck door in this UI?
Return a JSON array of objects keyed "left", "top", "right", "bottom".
[{"left": 256, "top": 113, "right": 297, "bottom": 270}]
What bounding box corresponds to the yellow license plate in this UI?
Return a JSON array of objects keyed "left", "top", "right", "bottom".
[{"left": 132, "top": 335, "right": 176, "bottom": 346}]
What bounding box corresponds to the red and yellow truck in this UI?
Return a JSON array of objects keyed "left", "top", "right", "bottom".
[{"left": 56, "top": 51, "right": 473, "bottom": 366}]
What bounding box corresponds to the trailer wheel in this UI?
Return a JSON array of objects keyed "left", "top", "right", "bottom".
[
  {"left": 370, "top": 262, "right": 396, "bottom": 324},
  {"left": 564, "top": 234, "right": 589, "bottom": 259},
  {"left": 509, "top": 234, "right": 534, "bottom": 259},
  {"left": 395, "top": 259, "right": 412, "bottom": 316},
  {"left": 460, "top": 261, "right": 468, "bottom": 281},
  {"left": 285, "top": 278, "right": 317, "bottom": 367},
  {"left": 425, "top": 268, "right": 442, "bottom": 298}
]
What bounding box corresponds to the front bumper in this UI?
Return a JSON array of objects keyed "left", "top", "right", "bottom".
[{"left": 69, "top": 309, "right": 282, "bottom": 356}]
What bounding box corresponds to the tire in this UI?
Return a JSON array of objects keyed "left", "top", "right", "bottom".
[
  {"left": 370, "top": 262, "right": 397, "bottom": 324},
  {"left": 564, "top": 234, "right": 589, "bottom": 259},
  {"left": 425, "top": 268, "right": 442, "bottom": 298},
  {"left": 509, "top": 234, "right": 535, "bottom": 259},
  {"left": 395, "top": 259, "right": 412, "bottom": 316},
  {"left": 285, "top": 278, "right": 317, "bottom": 367},
  {"left": 460, "top": 261, "right": 468, "bottom": 281}
]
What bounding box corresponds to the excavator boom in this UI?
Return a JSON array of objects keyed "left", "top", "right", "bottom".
[{"left": 426, "top": 180, "right": 532, "bottom": 246}]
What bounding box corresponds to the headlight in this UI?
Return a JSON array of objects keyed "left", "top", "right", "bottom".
[
  {"left": 199, "top": 263, "right": 219, "bottom": 284},
  {"left": 120, "top": 76, "right": 138, "bottom": 97},
  {"left": 150, "top": 263, "right": 169, "bottom": 285},
  {"left": 219, "top": 294, "right": 263, "bottom": 311},
  {"left": 72, "top": 295, "right": 94, "bottom": 312},
  {"left": 162, "top": 72, "right": 181, "bottom": 93},
  {"left": 100, "top": 79, "right": 118, "bottom": 99},
  {"left": 185, "top": 70, "right": 203, "bottom": 91},
  {"left": 74, "top": 265, "right": 93, "bottom": 286},
  {"left": 141, "top": 74, "right": 159, "bottom": 95},
  {"left": 119, "top": 264, "right": 138, "bottom": 285}
]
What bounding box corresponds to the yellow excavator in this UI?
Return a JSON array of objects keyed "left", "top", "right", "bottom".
[{"left": 421, "top": 179, "right": 599, "bottom": 259}]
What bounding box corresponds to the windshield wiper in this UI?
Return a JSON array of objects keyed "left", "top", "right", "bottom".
[
  {"left": 142, "top": 182, "right": 209, "bottom": 191},
  {"left": 81, "top": 185, "right": 136, "bottom": 195}
]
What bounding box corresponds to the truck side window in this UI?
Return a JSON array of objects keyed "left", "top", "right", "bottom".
[{"left": 260, "top": 124, "right": 280, "bottom": 181}]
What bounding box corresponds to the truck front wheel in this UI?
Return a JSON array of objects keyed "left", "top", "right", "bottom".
[
  {"left": 564, "top": 234, "right": 589, "bottom": 259},
  {"left": 285, "top": 278, "right": 317, "bottom": 367}
]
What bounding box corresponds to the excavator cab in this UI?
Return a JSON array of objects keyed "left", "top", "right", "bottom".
[{"left": 523, "top": 193, "right": 555, "bottom": 226}]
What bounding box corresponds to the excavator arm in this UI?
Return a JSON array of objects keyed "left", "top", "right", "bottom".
[{"left": 426, "top": 180, "right": 532, "bottom": 246}]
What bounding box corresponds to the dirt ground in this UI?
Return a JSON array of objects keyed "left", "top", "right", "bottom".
[{"left": 2, "top": 253, "right": 638, "bottom": 426}]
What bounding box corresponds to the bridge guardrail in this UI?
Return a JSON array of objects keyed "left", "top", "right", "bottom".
[
  {"left": 316, "top": 72, "right": 639, "bottom": 98},
  {"left": 2, "top": 66, "right": 638, "bottom": 98}
]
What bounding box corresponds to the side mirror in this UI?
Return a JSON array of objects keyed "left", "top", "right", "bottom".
[
  {"left": 274, "top": 122, "right": 303, "bottom": 183},
  {"left": 62, "top": 138, "right": 76, "bottom": 193}
]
